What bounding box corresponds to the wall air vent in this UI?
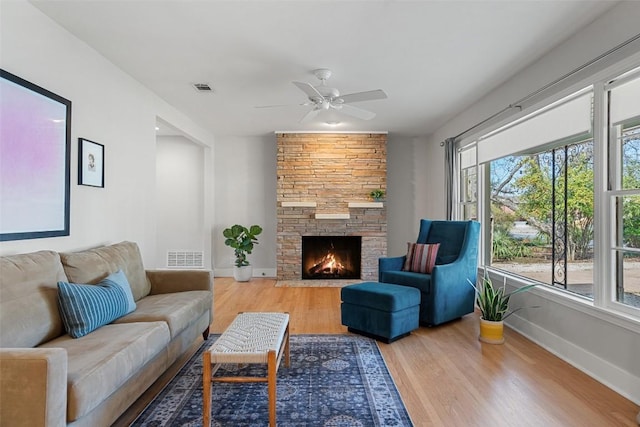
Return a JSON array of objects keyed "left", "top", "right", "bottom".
[
  {"left": 167, "top": 251, "right": 204, "bottom": 268},
  {"left": 192, "top": 83, "right": 213, "bottom": 92}
]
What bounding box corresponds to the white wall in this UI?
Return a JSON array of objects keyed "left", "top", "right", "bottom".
[
  {"left": 213, "top": 135, "right": 277, "bottom": 277},
  {"left": 386, "top": 136, "right": 415, "bottom": 256},
  {"left": 0, "top": 0, "right": 214, "bottom": 266},
  {"left": 426, "top": 1, "right": 640, "bottom": 404},
  {"left": 386, "top": 135, "right": 448, "bottom": 256},
  {"left": 156, "top": 136, "right": 211, "bottom": 268},
  {"left": 385, "top": 135, "right": 447, "bottom": 258},
  {"left": 415, "top": 136, "right": 447, "bottom": 221}
]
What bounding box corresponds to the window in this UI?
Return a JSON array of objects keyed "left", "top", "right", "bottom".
[
  {"left": 475, "top": 90, "right": 595, "bottom": 298},
  {"left": 608, "top": 69, "right": 640, "bottom": 311},
  {"left": 459, "top": 145, "right": 477, "bottom": 221},
  {"left": 455, "top": 63, "right": 640, "bottom": 318},
  {"left": 488, "top": 139, "right": 595, "bottom": 299}
]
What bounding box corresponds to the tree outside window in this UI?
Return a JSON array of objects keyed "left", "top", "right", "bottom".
[{"left": 489, "top": 139, "right": 595, "bottom": 299}]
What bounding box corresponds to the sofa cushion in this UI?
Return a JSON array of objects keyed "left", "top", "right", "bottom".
[
  {"left": 403, "top": 242, "right": 440, "bottom": 274},
  {"left": 113, "top": 290, "right": 212, "bottom": 338},
  {"left": 60, "top": 241, "right": 151, "bottom": 301},
  {"left": 57, "top": 270, "right": 137, "bottom": 338},
  {"left": 379, "top": 270, "right": 432, "bottom": 294},
  {"left": 39, "top": 322, "right": 170, "bottom": 422},
  {"left": 0, "top": 251, "right": 68, "bottom": 347}
]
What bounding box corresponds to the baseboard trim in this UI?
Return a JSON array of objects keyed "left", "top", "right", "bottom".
[
  {"left": 507, "top": 313, "right": 640, "bottom": 405},
  {"left": 213, "top": 268, "right": 276, "bottom": 278}
]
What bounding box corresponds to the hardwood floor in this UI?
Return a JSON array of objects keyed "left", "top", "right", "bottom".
[{"left": 117, "top": 277, "right": 639, "bottom": 426}]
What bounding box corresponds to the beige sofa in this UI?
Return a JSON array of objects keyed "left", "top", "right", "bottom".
[{"left": 0, "top": 241, "right": 213, "bottom": 427}]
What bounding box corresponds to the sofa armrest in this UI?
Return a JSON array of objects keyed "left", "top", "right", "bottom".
[
  {"left": 431, "top": 258, "right": 477, "bottom": 296},
  {"left": 428, "top": 260, "right": 476, "bottom": 323},
  {"left": 378, "top": 256, "right": 406, "bottom": 281},
  {"left": 146, "top": 269, "right": 213, "bottom": 295},
  {"left": 0, "top": 348, "right": 67, "bottom": 427},
  {"left": 431, "top": 259, "right": 469, "bottom": 287}
]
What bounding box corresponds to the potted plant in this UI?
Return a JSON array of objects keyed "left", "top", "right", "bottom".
[
  {"left": 468, "top": 268, "right": 537, "bottom": 344},
  {"left": 369, "top": 189, "right": 385, "bottom": 201},
  {"left": 223, "top": 224, "right": 263, "bottom": 282}
]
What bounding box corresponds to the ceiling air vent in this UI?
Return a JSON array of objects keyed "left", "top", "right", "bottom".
[{"left": 192, "top": 83, "right": 213, "bottom": 92}]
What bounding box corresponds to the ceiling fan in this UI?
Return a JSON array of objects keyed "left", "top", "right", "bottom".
[{"left": 257, "top": 69, "right": 387, "bottom": 123}]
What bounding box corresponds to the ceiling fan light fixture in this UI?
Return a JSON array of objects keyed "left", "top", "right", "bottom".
[
  {"left": 260, "top": 68, "right": 386, "bottom": 123},
  {"left": 313, "top": 68, "right": 332, "bottom": 81},
  {"left": 316, "top": 86, "right": 340, "bottom": 98}
]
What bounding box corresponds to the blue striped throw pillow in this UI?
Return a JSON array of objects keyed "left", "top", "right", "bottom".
[{"left": 57, "top": 269, "right": 136, "bottom": 338}]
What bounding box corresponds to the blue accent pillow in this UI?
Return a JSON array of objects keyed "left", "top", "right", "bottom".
[
  {"left": 57, "top": 269, "right": 137, "bottom": 338},
  {"left": 104, "top": 269, "right": 136, "bottom": 313}
]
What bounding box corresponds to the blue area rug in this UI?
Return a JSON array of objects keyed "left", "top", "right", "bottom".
[{"left": 132, "top": 334, "right": 413, "bottom": 426}]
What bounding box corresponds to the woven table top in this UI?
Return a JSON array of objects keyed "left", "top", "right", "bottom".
[{"left": 207, "top": 312, "right": 289, "bottom": 364}]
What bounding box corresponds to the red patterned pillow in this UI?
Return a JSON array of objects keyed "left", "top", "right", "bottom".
[{"left": 403, "top": 242, "right": 440, "bottom": 274}]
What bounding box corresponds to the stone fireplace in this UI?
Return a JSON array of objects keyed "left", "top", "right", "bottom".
[{"left": 276, "top": 132, "right": 387, "bottom": 282}]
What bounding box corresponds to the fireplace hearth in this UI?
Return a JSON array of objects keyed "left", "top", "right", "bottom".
[{"left": 302, "top": 236, "right": 361, "bottom": 280}]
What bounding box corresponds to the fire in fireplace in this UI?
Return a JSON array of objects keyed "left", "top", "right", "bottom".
[{"left": 302, "top": 236, "right": 361, "bottom": 280}]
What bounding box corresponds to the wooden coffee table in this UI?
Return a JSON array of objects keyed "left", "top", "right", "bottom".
[{"left": 202, "top": 312, "right": 290, "bottom": 427}]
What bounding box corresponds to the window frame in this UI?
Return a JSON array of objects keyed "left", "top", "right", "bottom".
[
  {"left": 454, "top": 60, "right": 640, "bottom": 323},
  {"left": 458, "top": 143, "right": 478, "bottom": 221},
  {"left": 604, "top": 70, "right": 640, "bottom": 316}
]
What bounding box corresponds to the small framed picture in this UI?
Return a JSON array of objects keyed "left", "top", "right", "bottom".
[{"left": 78, "top": 138, "right": 104, "bottom": 187}]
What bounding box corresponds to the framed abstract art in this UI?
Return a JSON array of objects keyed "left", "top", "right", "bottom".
[{"left": 0, "top": 69, "right": 71, "bottom": 241}]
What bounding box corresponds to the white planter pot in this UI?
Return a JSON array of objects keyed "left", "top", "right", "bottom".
[{"left": 233, "top": 265, "right": 253, "bottom": 282}]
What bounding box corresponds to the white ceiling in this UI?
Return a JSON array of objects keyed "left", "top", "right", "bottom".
[{"left": 31, "top": 1, "right": 617, "bottom": 138}]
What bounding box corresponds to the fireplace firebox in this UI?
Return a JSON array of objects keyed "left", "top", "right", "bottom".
[{"left": 302, "top": 236, "right": 361, "bottom": 280}]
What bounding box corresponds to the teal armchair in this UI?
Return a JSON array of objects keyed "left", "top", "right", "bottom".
[{"left": 379, "top": 219, "right": 480, "bottom": 326}]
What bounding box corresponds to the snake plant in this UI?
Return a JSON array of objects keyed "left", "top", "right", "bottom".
[{"left": 468, "top": 268, "right": 537, "bottom": 321}]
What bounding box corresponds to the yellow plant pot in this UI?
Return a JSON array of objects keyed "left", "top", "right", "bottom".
[{"left": 479, "top": 318, "right": 505, "bottom": 344}]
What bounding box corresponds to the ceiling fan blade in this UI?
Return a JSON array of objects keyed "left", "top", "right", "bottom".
[
  {"left": 334, "top": 104, "right": 376, "bottom": 120},
  {"left": 292, "top": 81, "right": 324, "bottom": 100},
  {"left": 338, "top": 89, "right": 387, "bottom": 104},
  {"left": 254, "top": 102, "right": 310, "bottom": 108},
  {"left": 300, "top": 108, "right": 320, "bottom": 123}
]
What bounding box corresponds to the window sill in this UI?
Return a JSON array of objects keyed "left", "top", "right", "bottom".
[{"left": 484, "top": 267, "right": 640, "bottom": 334}]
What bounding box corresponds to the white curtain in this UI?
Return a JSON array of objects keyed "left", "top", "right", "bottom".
[{"left": 444, "top": 137, "right": 458, "bottom": 220}]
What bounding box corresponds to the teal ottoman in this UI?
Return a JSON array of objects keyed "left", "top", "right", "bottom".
[{"left": 341, "top": 282, "right": 420, "bottom": 343}]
